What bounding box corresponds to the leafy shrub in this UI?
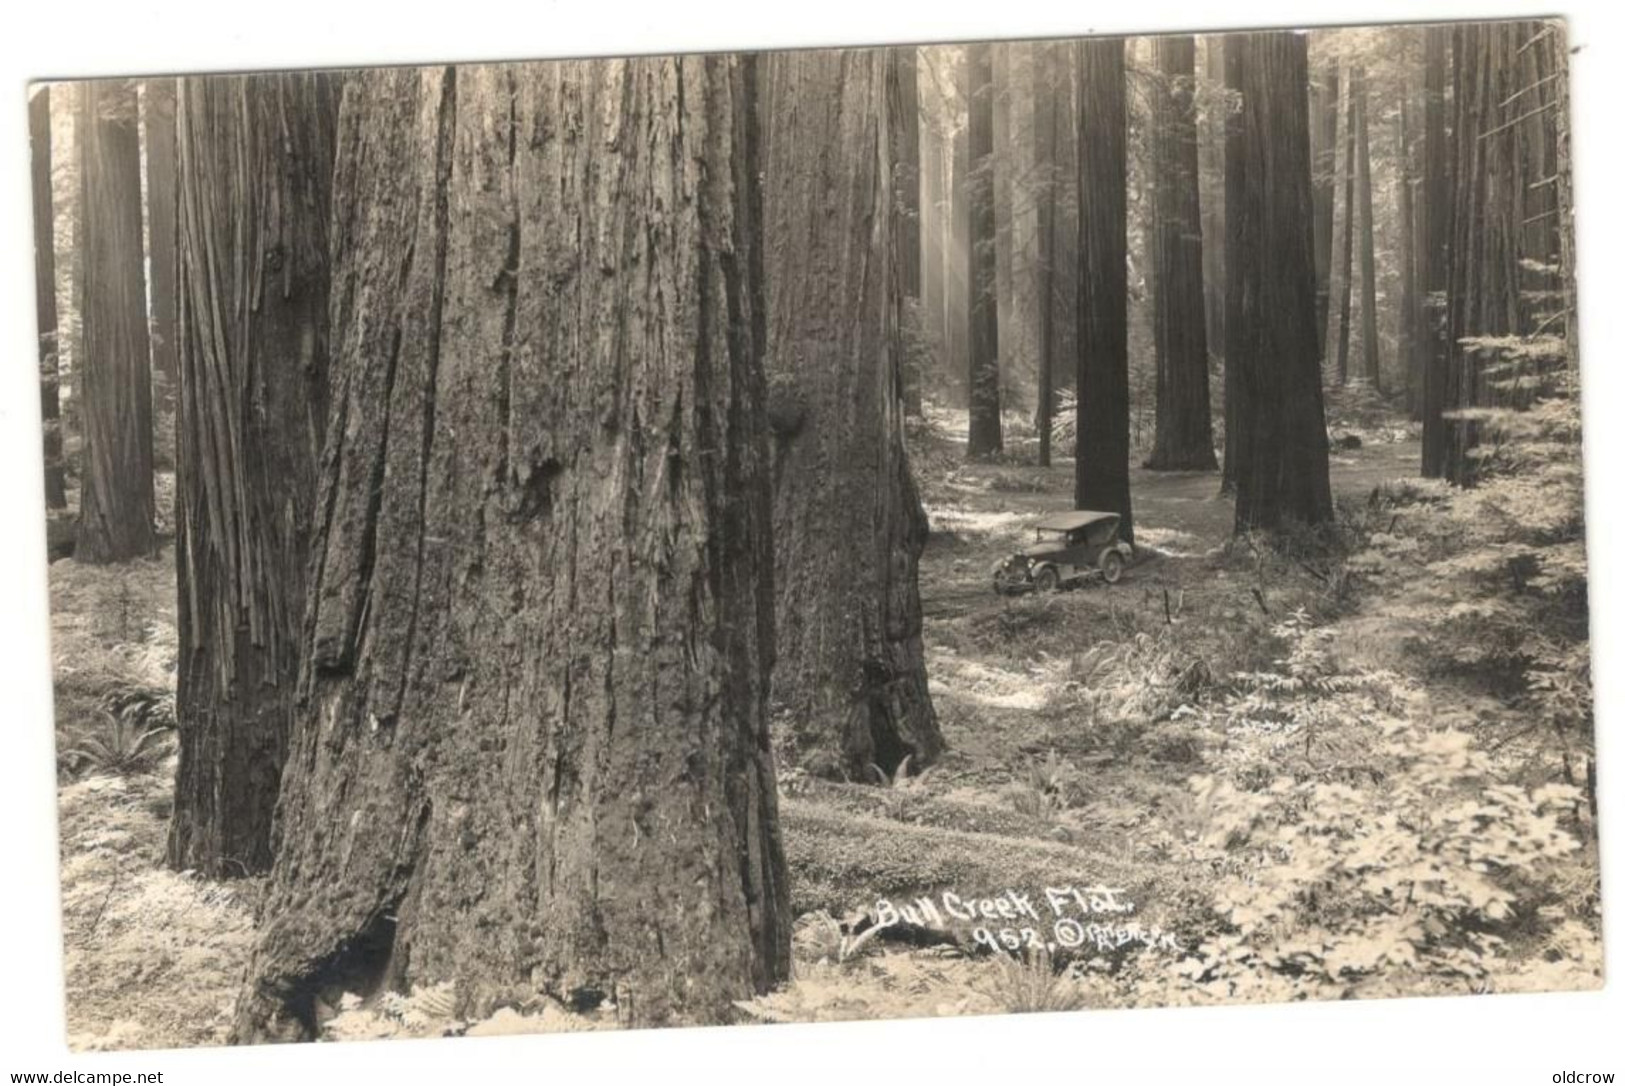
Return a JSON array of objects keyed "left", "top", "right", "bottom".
[{"left": 1172, "top": 614, "right": 1594, "bottom": 1002}]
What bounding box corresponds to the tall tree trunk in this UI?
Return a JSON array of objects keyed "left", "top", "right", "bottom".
[
  {"left": 1226, "top": 32, "right": 1333, "bottom": 532},
  {"left": 1330, "top": 68, "right": 1357, "bottom": 385},
  {"left": 889, "top": 47, "right": 924, "bottom": 417},
  {"left": 919, "top": 59, "right": 947, "bottom": 410},
  {"left": 31, "top": 86, "right": 67, "bottom": 511},
  {"left": 1075, "top": 38, "right": 1132, "bottom": 540},
  {"left": 966, "top": 44, "right": 1002, "bottom": 458},
  {"left": 234, "top": 59, "right": 789, "bottom": 1041},
  {"left": 762, "top": 49, "right": 943, "bottom": 782},
  {"left": 167, "top": 73, "right": 339, "bottom": 880},
  {"left": 1442, "top": 24, "right": 1523, "bottom": 485},
  {"left": 144, "top": 79, "right": 179, "bottom": 426},
  {"left": 1145, "top": 35, "right": 1216, "bottom": 472},
  {"left": 949, "top": 108, "right": 972, "bottom": 408},
  {"left": 1398, "top": 70, "right": 1420, "bottom": 418},
  {"left": 1419, "top": 27, "right": 1451, "bottom": 477},
  {"left": 1202, "top": 38, "right": 1234, "bottom": 493},
  {"left": 75, "top": 78, "right": 156, "bottom": 564},
  {"left": 1354, "top": 67, "right": 1382, "bottom": 390},
  {"left": 1033, "top": 42, "right": 1061, "bottom": 468},
  {"left": 1311, "top": 61, "right": 1339, "bottom": 360}
]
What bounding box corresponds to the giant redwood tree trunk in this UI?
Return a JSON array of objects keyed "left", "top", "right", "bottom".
[
  {"left": 31, "top": 85, "right": 67, "bottom": 510},
  {"left": 1226, "top": 32, "right": 1333, "bottom": 532},
  {"left": 1074, "top": 38, "right": 1132, "bottom": 541},
  {"left": 167, "top": 73, "right": 339, "bottom": 879},
  {"left": 762, "top": 49, "right": 942, "bottom": 782},
  {"left": 144, "top": 79, "right": 179, "bottom": 422},
  {"left": 965, "top": 44, "right": 1002, "bottom": 458},
  {"left": 1145, "top": 35, "right": 1216, "bottom": 473},
  {"left": 75, "top": 79, "right": 156, "bottom": 564},
  {"left": 235, "top": 60, "right": 789, "bottom": 1041},
  {"left": 1442, "top": 24, "right": 1523, "bottom": 486}
]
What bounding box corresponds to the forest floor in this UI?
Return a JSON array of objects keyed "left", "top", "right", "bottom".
[{"left": 48, "top": 400, "right": 1602, "bottom": 1047}]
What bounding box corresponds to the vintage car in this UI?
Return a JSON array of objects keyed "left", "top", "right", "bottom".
[{"left": 991, "top": 510, "right": 1133, "bottom": 595}]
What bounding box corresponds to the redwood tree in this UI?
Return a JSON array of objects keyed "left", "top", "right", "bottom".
[
  {"left": 1033, "top": 41, "right": 1069, "bottom": 468},
  {"left": 762, "top": 48, "right": 942, "bottom": 781},
  {"left": 235, "top": 60, "right": 789, "bottom": 1040},
  {"left": 167, "top": 73, "right": 339, "bottom": 878},
  {"left": 1145, "top": 35, "right": 1217, "bottom": 472},
  {"left": 1075, "top": 37, "right": 1132, "bottom": 540},
  {"left": 1328, "top": 68, "right": 1357, "bottom": 384},
  {"left": 75, "top": 78, "right": 156, "bottom": 564},
  {"left": 30, "top": 85, "right": 67, "bottom": 510},
  {"left": 1311, "top": 61, "right": 1339, "bottom": 358},
  {"left": 889, "top": 47, "right": 924, "bottom": 416},
  {"left": 1226, "top": 32, "right": 1333, "bottom": 531},
  {"left": 1419, "top": 28, "right": 1450, "bottom": 477},
  {"left": 1442, "top": 24, "right": 1523, "bottom": 485},
  {"left": 144, "top": 79, "right": 179, "bottom": 421},
  {"left": 966, "top": 44, "right": 1002, "bottom": 458},
  {"left": 1354, "top": 67, "right": 1381, "bottom": 389}
]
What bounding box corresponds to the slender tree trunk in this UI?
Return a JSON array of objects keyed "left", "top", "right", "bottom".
[
  {"left": 75, "top": 79, "right": 156, "bottom": 564},
  {"left": 1226, "top": 32, "right": 1333, "bottom": 531},
  {"left": 1075, "top": 38, "right": 1132, "bottom": 540},
  {"left": 167, "top": 73, "right": 339, "bottom": 879},
  {"left": 1203, "top": 37, "right": 1235, "bottom": 493},
  {"left": 762, "top": 49, "right": 943, "bottom": 782},
  {"left": 1330, "top": 68, "right": 1358, "bottom": 387},
  {"left": 1311, "top": 61, "right": 1339, "bottom": 360},
  {"left": 1398, "top": 71, "right": 1421, "bottom": 417},
  {"left": 889, "top": 47, "right": 924, "bottom": 417},
  {"left": 966, "top": 44, "right": 1002, "bottom": 458},
  {"left": 31, "top": 86, "right": 67, "bottom": 511},
  {"left": 1354, "top": 68, "right": 1382, "bottom": 390},
  {"left": 1033, "top": 42, "right": 1061, "bottom": 468},
  {"left": 235, "top": 59, "right": 790, "bottom": 1041},
  {"left": 1419, "top": 28, "right": 1452, "bottom": 477},
  {"left": 144, "top": 79, "right": 179, "bottom": 425},
  {"left": 919, "top": 62, "right": 946, "bottom": 409},
  {"left": 950, "top": 110, "right": 972, "bottom": 409},
  {"left": 1548, "top": 24, "right": 1577, "bottom": 372},
  {"left": 1145, "top": 35, "right": 1216, "bottom": 472},
  {"left": 1200, "top": 36, "right": 1226, "bottom": 370}
]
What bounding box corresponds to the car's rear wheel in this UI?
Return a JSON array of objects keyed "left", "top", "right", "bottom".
[
  {"left": 1035, "top": 566, "right": 1060, "bottom": 593},
  {"left": 1100, "top": 551, "right": 1124, "bottom": 585}
]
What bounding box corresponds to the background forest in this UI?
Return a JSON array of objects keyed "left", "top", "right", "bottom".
[{"left": 30, "top": 19, "right": 1599, "bottom": 1050}]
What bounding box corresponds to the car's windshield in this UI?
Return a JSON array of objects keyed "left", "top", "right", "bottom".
[{"left": 1035, "top": 528, "right": 1068, "bottom": 541}]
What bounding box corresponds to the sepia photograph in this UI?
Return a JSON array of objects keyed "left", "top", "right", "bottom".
[{"left": 4, "top": 1, "right": 1619, "bottom": 1079}]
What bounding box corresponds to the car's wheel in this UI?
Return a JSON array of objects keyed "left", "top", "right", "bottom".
[
  {"left": 1100, "top": 551, "right": 1124, "bottom": 585},
  {"left": 1034, "top": 566, "right": 1060, "bottom": 593}
]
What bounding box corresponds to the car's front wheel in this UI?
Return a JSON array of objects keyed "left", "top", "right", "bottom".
[
  {"left": 1034, "top": 566, "right": 1060, "bottom": 593},
  {"left": 1100, "top": 551, "right": 1124, "bottom": 585}
]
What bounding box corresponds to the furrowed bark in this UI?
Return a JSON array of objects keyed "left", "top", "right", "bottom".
[
  {"left": 761, "top": 48, "right": 943, "bottom": 781},
  {"left": 1145, "top": 35, "right": 1217, "bottom": 473},
  {"left": 235, "top": 58, "right": 789, "bottom": 1041},
  {"left": 1074, "top": 38, "right": 1133, "bottom": 540},
  {"left": 1225, "top": 32, "right": 1333, "bottom": 532},
  {"left": 168, "top": 72, "right": 339, "bottom": 878},
  {"left": 75, "top": 78, "right": 157, "bottom": 564}
]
